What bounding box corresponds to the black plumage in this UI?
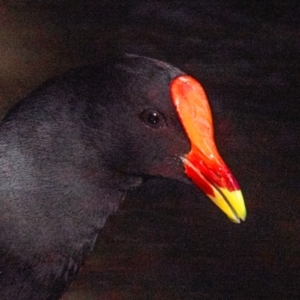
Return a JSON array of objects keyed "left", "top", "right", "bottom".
[{"left": 0, "top": 54, "right": 195, "bottom": 299}]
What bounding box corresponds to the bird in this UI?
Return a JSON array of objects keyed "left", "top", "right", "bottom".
[{"left": 0, "top": 54, "right": 246, "bottom": 300}]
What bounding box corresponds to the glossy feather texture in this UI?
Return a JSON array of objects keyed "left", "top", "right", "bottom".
[{"left": 0, "top": 55, "right": 245, "bottom": 299}]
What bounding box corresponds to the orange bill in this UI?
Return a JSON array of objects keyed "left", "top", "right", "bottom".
[{"left": 170, "top": 75, "right": 246, "bottom": 223}]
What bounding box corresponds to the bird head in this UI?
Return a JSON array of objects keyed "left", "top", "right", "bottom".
[{"left": 94, "top": 54, "right": 246, "bottom": 223}]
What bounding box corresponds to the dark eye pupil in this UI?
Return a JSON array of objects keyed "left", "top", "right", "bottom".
[
  {"left": 148, "top": 112, "right": 159, "bottom": 124},
  {"left": 140, "top": 109, "right": 165, "bottom": 128}
]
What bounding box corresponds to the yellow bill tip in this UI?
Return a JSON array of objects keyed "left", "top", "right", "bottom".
[{"left": 209, "top": 188, "right": 246, "bottom": 223}]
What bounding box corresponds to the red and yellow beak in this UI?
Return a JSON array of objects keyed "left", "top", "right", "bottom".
[{"left": 170, "top": 75, "right": 246, "bottom": 223}]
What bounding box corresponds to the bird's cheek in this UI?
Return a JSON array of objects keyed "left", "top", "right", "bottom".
[{"left": 141, "top": 154, "right": 185, "bottom": 181}]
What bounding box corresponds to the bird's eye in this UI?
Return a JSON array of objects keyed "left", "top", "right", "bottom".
[{"left": 139, "top": 109, "right": 165, "bottom": 128}]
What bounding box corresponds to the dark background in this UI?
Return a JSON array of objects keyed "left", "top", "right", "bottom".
[{"left": 0, "top": 1, "right": 299, "bottom": 299}]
